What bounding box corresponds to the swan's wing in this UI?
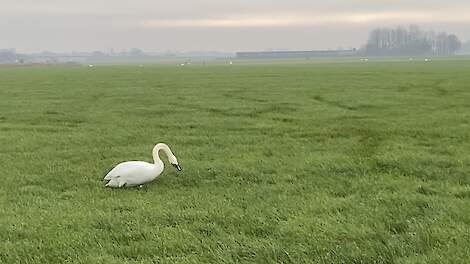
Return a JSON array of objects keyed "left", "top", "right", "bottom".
[
  {"left": 104, "top": 162, "right": 131, "bottom": 180},
  {"left": 104, "top": 166, "right": 120, "bottom": 180},
  {"left": 103, "top": 161, "right": 152, "bottom": 180}
]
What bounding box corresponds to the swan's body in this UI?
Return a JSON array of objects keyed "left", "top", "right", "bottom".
[{"left": 104, "top": 143, "right": 181, "bottom": 188}]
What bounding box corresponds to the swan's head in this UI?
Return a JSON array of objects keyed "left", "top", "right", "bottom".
[{"left": 169, "top": 155, "right": 182, "bottom": 171}]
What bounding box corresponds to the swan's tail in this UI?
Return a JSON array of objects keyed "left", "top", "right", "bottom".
[
  {"left": 105, "top": 177, "right": 125, "bottom": 188},
  {"left": 103, "top": 172, "right": 113, "bottom": 181}
]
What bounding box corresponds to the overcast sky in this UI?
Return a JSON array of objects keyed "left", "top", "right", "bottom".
[{"left": 1, "top": 0, "right": 469, "bottom": 53}]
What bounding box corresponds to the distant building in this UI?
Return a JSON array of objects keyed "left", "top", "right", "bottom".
[{"left": 235, "top": 49, "right": 357, "bottom": 59}]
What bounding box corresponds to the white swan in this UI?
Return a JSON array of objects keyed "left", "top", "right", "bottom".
[{"left": 103, "top": 143, "right": 182, "bottom": 188}]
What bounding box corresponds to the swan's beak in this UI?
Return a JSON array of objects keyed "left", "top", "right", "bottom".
[{"left": 172, "top": 163, "right": 182, "bottom": 171}]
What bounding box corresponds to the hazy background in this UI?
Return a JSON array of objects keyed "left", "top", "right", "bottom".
[{"left": 1, "top": 0, "right": 469, "bottom": 53}]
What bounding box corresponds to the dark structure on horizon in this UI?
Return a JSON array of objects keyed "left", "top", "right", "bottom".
[{"left": 235, "top": 49, "right": 358, "bottom": 59}]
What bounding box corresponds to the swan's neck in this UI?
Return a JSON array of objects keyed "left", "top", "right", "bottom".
[{"left": 152, "top": 143, "right": 174, "bottom": 164}]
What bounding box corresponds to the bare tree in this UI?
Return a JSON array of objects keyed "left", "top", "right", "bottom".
[{"left": 364, "top": 25, "right": 461, "bottom": 56}]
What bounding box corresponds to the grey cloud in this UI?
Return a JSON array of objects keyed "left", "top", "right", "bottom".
[{"left": 1, "top": 0, "right": 469, "bottom": 52}]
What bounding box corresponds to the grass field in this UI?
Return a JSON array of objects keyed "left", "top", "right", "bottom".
[{"left": 1, "top": 59, "right": 470, "bottom": 263}]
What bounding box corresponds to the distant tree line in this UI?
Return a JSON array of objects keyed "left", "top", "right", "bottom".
[
  {"left": 460, "top": 41, "right": 470, "bottom": 54},
  {"left": 364, "top": 25, "right": 461, "bottom": 56},
  {"left": 0, "top": 49, "right": 21, "bottom": 63}
]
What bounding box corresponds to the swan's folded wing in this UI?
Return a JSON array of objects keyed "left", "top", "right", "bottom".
[
  {"left": 104, "top": 163, "right": 129, "bottom": 180},
  {"left": 103, "top": 161, "right": 148, "bottom": 180},
  {"left": 104, "top": 168, "right": 118, "bottom": 180}
]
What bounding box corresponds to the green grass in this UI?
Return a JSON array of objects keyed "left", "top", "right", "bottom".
[{"left": 1, "top": 59, "right": 470, "bottom": 263}]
